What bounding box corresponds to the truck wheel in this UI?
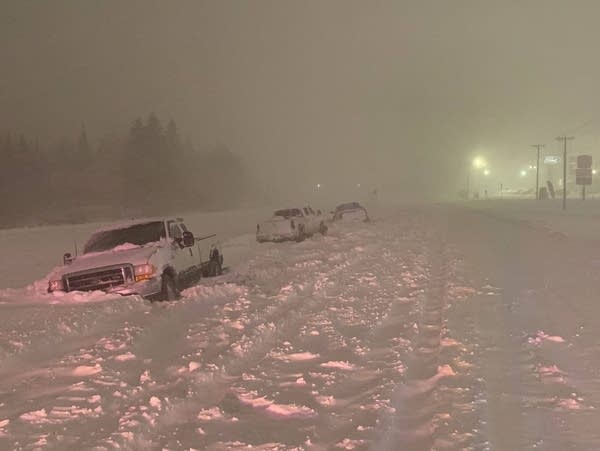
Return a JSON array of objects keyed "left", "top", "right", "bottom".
[
  {"left": 319, "top": 222, "right": 328, "bottom": 235},
  {"left": 295, "top": 226, "right": 306, "bottom": 242},
  {"left": 205, "top": 259, "right": 222, "bottom": 277},
  {"left": 160, "top": 273, "right": 180, "bottom": 301}
]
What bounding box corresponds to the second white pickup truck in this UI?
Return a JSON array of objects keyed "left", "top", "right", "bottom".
[
  {"left": 47, "top": 217, "right": 223, "bottom": 301},
  {"left": 256, "top": 206, "right": 327, "bottom": 243}
]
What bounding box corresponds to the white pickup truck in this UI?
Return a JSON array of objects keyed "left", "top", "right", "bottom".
[
  {"left": 256, "top": 206, "right": 327, "bottom": 243},
  {"left": 47, "top": 217, "right": 223, "bottom": 301}
]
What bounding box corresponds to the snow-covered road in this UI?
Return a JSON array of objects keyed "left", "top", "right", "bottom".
[{"left": 1, "top": 204, "right": 600, "bottom": 450}]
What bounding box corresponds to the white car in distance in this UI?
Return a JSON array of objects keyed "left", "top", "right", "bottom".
[{"left": 256, "top": 206, "right": 328, "bottom": 243}]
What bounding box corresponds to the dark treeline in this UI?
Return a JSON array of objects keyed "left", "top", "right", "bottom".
[{"left": 0, "top": 113, "right": 253, "bottom": 228}]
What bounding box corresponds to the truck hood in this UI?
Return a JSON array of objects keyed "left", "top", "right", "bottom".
[{"left": 52, "top": 244, "right": 161, "bottom": 278}]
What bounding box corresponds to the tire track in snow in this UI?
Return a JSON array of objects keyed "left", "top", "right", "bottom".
[
  {"left": 94, "top": 229, "right": 379, "bottom": 448},
  {"left": 183, "top": 215, "right": 438, "bottom": 450},
  {"left": 374, "top": 226, "right": 480, "bottom": 451},
  {"left": 0, "top": 284, "right": 246, "bottom": 449}
]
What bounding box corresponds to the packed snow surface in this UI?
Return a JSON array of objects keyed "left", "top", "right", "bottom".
[{"left": 2, "top": 202, "right": 600, "bottom": 449}]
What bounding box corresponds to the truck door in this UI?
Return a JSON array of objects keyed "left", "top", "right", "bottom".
[
  {"left": 179, "top": 222, "right": 208, "bottom": 267},
  {"left": 168, "top": 221, "right": 196, "bottom": 281}
]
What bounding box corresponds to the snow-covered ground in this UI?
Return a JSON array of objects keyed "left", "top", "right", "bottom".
[
  {"left": 2, "top": 202, "right": 600, "bottom": 449},
  {"left": 465, "top": 198, "right": 600, "bottom": 241}
]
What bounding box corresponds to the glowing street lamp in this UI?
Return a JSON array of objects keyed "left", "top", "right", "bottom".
[
  {"left": 483, "top": 169, "right": 490, "bottom": 176},
  {"left": 520, "top": 170, "right": 527, "bottom": 177},
  {"left": 472, "top": 156, "right": 486, "bottom": 169},
  {"left": 593, "top": 169, "right": 597, "bottom": 175}
]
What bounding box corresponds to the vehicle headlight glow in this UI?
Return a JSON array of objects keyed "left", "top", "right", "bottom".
[
  {"left": 48, "top": 279, "right": 64, "bottom": 292},
  {"left": 134, "top": 264, "right": 156, "bottom": 282}
]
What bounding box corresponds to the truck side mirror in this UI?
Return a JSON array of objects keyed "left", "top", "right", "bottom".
[
  {"left": 63, "top": 252, "right": 73, "bottom": 265},
  {"left": 182, "top": 231, "right": 195, "bottom": 247}
]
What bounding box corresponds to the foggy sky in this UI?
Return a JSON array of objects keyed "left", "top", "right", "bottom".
[{"left": 3, "top": 0, "right": 600, "bottom": 199}]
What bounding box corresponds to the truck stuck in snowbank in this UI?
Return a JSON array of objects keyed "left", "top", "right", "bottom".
[
  {"left": 47, "top": 217, "right": 223, "bottom": 301},
  {"left": 256, "top": 206, "right": 327, "bottom": 243}
]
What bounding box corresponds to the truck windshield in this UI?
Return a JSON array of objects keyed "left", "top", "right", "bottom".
[
  {"left": 336, "top": 202, "right": 361, "bottom": 211},
  {"left": 274, "top": 209, "right": 302, "bottom": 218},
  {"left": 83, "top": 221, "right": 166, "bottom": 254}
]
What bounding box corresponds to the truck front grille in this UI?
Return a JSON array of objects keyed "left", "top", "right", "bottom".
[{"left": 64, "top": 265, "right": 134, "bottom": 292}]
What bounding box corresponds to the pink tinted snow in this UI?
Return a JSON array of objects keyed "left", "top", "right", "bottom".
[
  {"left": 436, "top": 364, "right": 456, "bottom": 378},
  {"left": 181, "top": 283, "right": 245, "bottom": 300},
  {"left": 336, "top": 438, "right": 366, "bottom": 449},
  {"left": 226, "top": 320, "right": 245, "bottom": 330},
  {"left": 149, "top": 396, "right": 162, "bottom": 410},
  {"left": 188, "top": 361, "right": 201, "bottom": 372},
  {"left": 0, "top": 418, "right": 9, "bottom": 436},
  {"left": 236, "top": 391, "right": 316, "bottom": 419},
  {"left": 114, "top": 352, "right": 136, "bottom": 362},
  {"left": 557, "top": 398, "right": 583, "bottom": 410},
  {"left": 72, "top": 364, "right": 102, "bottom": 377},
  {"left": 275, "top": 351, "right": 320, "bottom": 362},
  {"left": 320, "top": 361, "right": 356, "bottom": 371},
  {"left": 538, "top": 364, "right": 567, "bottom": 384},
  {"left": 197, "top": 407, "right": 225, "bottom": 421},
  {"left": 315, "top": 395, "right": 336, "bottom": 407},
  {"left": 88, "top": 395, "right": 102, "bottom": 404},
  {"left": 400, "top": 365, "right": 457, "bottom": 397},
  {"left": 19, "top": 409, "right": 49, "bottom": 424},
  {"left": 139, "top": 370, "right": 152, "bottom": 384},
  {"left": 529, "top": 330, "right": 566, "bottom": 346},
  {"left": 441, "top": 337, "right": 462, "bottom": 348}
]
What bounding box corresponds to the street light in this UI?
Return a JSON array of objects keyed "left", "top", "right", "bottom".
[
  {"left": 483, "top": 169, "right": 490, "bottom": 176},
  {"left": 473, "top": 156, "right": 486, "bottom": 169},
  {"left": 520, "top": 170, "right": 527, "bottom": 177},
  {"left": 593, "top": 169, "right": 597, "bottom": 175}
]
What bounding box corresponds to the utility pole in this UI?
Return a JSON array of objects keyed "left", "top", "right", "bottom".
[
  {"left": 556, "top": 136, "right": 574, "bottom": 210},
  {"left": 531, "top": 144, "right": 545, "bottom": 200}
]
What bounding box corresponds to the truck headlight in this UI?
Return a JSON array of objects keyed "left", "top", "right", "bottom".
[
  {"left": 48, "top": 279, "right": 64, "bottom": 292},
  {"left": 134, "top": 264, "right": 156, "bottom": 282}
]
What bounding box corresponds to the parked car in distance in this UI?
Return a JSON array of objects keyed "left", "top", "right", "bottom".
[
  {"left": 332, "top": 202, "right": 370, "bottom": 222},
  {"left": 256, "top": 206, "right": 328, "bottom": 243},
  {"left": 47, "top": 217, "right": 223, "bottom": 301}
]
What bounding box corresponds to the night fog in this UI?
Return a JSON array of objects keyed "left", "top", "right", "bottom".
[{"left": 3, "top": 0, "right": 600, "bottom": 225}]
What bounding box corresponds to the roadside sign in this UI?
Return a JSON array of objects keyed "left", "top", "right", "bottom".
[
  {"left": 576, "top": 168, "right": 592, "bottom": 185},
  {"left": 544, "top": 156, "right": 560, "bottom": 165},
  {"left": 577, "top": 154, "right": 593, "bottom": 169},
  {"left": 576, "top": 155, "right": 593, "bottom": 185}
]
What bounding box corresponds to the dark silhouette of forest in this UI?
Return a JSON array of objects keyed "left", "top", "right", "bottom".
[{"left": 0, "top": 113, "right": 253, "bottom": 228}]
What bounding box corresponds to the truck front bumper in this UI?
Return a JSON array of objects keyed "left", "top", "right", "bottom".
[{"left": 106, "top": 278, "right": 162, "bottom": 298}]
